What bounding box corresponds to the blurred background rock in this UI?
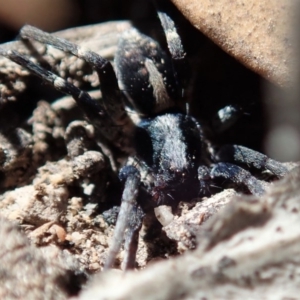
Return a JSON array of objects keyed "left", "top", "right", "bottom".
[{"left": 0, "top": 0, "right": 153, "bottom": 43}]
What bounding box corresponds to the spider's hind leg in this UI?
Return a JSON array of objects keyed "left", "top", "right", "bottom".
[{"left": 154, "top": 0, "right": 188, "bottom": 94}]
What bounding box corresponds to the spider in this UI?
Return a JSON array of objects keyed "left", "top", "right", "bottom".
[{"left": 0, "top": 3, "right": 288, "bottom": 271}]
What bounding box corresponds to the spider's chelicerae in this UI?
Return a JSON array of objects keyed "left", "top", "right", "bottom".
[{"left": 0, "top": 5, "right": 289, "bottom": 270}]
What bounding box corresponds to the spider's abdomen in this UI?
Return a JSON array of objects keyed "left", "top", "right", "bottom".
[
  {"left": 135, "top": 112, "right": 203, "bottom": 191},
  {"left": 115, "top": 29, "right": 180, "bottom": 115}
]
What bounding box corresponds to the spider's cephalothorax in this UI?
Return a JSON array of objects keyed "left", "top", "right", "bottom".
[
  {"left": 135, "top": 112, "right": 203, "bottom": 204},
  {"left": 0, "top": 3, "right": 289, "bottom": 270}
]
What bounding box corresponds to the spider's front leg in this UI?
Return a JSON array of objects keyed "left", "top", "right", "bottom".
[
  {"left": 198, "top": 163, "right": 266, "bottom": 196},
  {"left": 104, "top": 166, "right": 143, "bottom": 270},
  {"left": 216, "top": 144, "right": 288, "bottom": 178},
  {"left": 199, "top": 145, "right": 289, "bottom": 196}
]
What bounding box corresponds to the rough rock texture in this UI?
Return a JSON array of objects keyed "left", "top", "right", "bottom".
[
  {"left": 0, "top": 217, "right": 85, "bottom": 299},
  {"left": 171, "top": 0, "right": 294, "bottom": 87},
  {"left": 80, "top": 167, "right": 300, "bottom": 300}
]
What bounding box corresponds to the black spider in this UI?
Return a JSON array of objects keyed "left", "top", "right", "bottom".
[{"left": 0, "top": 3, "right": 288, "bottom": 270}]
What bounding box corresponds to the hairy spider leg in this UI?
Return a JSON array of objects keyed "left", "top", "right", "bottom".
[
  {"left": 212, "top": 105, "right": 243, "bottom": 133},
  {"left": 104, "top": 166, "right": 142, "bottom": 270},
  {"left": 156, "top": 10, "right": 186, "bottom": 61},
  {"left": 208, "top": 163, "right": 266, "bottom": 196},
  {"left": 121, "top": 202, "right": 144, "bottom": 270},
  {"left": 154, "top": 1, "right": 187, "bottom": 98},
  {"left": 19, "top": 25, "right": 135, "bottom": 152},
  {"left": 216, "top": 145, "right": 288, "bottom": 178},
  {"left": 199, "top": 145, "right": 289, "bottom": 196},
  {"left": 0, "top": 48, "right": 131, "bottom": 154}
]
